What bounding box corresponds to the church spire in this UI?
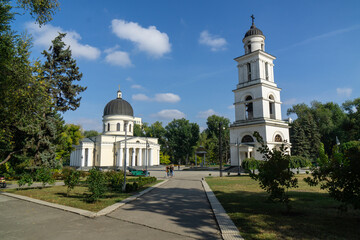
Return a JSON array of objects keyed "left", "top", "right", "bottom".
[
  {"left": 117, "top": 85, "right": 122, "bottom": 99},
  {"left": 251, "top": 14, "right": 255, "bottom": 26}
]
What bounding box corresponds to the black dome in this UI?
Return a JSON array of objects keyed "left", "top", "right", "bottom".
[
  {"left": 103, "top": 98, "right": 133, "bottom": 116},
  {"left": 244, "top": 23, "right": 264, "bottom": 39}
]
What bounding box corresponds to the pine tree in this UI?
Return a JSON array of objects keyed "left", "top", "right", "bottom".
[{"left": 42, "top": 33, "right": 86, "bottom": 113}]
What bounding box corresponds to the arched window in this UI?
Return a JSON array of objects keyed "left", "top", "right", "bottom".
[
  {"left": 117, "top": 123, "right": 120, "bottom": 131},
  {"left": 245, "top": 96, "right": 253, "bottom": 120},
  {"left": 242, "top": 135, "right": 254, "bottom": 143},
  {"left": 107, "top": 123, "right": 110, "bottom": 131},
  {"left": 129, "top": 124, "right": 132, "bottom": 132},
  {"left": 247, "top": 63, "right": 251, "bottom": 81},
  {"left": 247, "top": 44, "right": 251, "bottom": 53},
  {"left": 269, "top": 95, "right": 275, "bottom": 119},
  {"left": 275, "top": 134, "right": 282, "bottom": 142}
]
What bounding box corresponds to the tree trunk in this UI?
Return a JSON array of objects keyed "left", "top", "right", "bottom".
[{"left": 0, "top": 150, "right": 20, "bottom": 165}]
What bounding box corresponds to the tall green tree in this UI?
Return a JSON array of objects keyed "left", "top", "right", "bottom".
[
  {"left": 42, "top": 33, "right": 86, "bottom": 113},
  {"left": 165, "top": 118, "right": 199, "bottom": 164},
  {"left": 342, "top": 98, "right": 360, "bottom": 142},
  {"left": 205, "top": 115, "right": 230, "bottom": 164},
  {"left": 83, "top": 130, "right": 99, "bottom": 138}
]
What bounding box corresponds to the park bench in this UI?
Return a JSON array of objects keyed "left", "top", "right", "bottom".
[{"left": 127, "top": 167, "right": 149, "bottom": 176}]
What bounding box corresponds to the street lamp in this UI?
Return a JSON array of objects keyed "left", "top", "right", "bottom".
[
  {"left": 122, "top": 121, "right": 128, "bottom": 192},
  {"left": 219, "top": 122, "right": 223, "bottom": 177},
  {"left": 115, "top": 151, "right": 118, "bottom": 168},
  {"left": 237, "top": 138, "right": 240, "bottom": 176},
  {"left": 145, "top": 139, "right": 150, "bottom": 177}
]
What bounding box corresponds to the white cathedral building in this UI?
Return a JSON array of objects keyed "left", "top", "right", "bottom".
[
  {"left": 70, "top": 89, "right": 160, "bottom": 168},
  {"left": 230, "top": 17, "right": 290, "bottom": 166}
]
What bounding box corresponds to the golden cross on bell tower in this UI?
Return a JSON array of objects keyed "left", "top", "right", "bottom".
[{"left": 251, "top": 14, "right": 255, "bottom": 25}]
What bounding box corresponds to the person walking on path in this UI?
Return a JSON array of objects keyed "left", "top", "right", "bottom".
[
  {"left": 170, "top": 165, "right": 174, "bottom": 177},
  {"left": 165, "top": 165, "right": 169, "bottom": 177}
]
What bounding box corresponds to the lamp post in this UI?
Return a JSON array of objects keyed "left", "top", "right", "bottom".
[
  {"left": 219, "top": 122, "right": 223, "bottom": 177},
  {"left": 122, "top": 121, "right": 128, "bottom": 192},
  {"left": 115, "top": 151, "right": 118, "bottom": 168},
  {"left": 237, "top": 138, "right": 240, "bottom": 176},
  {"left": 145, "top": 139, "right": 149, "bottom": 177}
]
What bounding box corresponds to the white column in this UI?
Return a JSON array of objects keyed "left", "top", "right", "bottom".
[
  {"left": 138, "top": 148, "right": 144, "bottom": 166},
  {"left": 125, "top": 148, "right": 129, "bottom": 166},
  {"left": 81, "top": 148, "right": 85, "bottom": 167},
  {"left": 119, "top": 147, "right": 123, "bottom": 167},
  {"left": 149, "top": 149, "right": 152, "bottom": 166},
  {"left": 131, "top": 148, "right": 135, "bottom": 167},
  {"left": 157, "top": 150, "right": 160, "bottom": 165}
]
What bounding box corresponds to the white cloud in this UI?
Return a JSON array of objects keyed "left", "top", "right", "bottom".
[
  {"left": 283, "top": 98, "right": 298, "bottom": 105},
  {"left": 336, "top": 88, "right": 352, "bottom": 97},
  {"left": 132, "top": 93, "right": 180, "bottom": 103},
  {"left": 151, "top": 109, "right": 186, "bottom": 120},
  {"left": 197, "top": 109, "right": 217, "bottom": 118},
  {"left": 26, "top": 22, "right": 101, "bottom": 60},
  {"left": 111, "top": 19, "right": 171, "bottom": 58},
  {"left": 132, "top": 94, "right": 150, "bottom": 101},
  {"left": 199, "top": 30, "right": 227, "bottom": 51},
  {"left": 105, "top": 50, "right": 132, "bottom": 67},
  {"left": 131, "top": 84, "right": 143, "bottom": 89},
  {"left": 227, "top": 105, "right": 235, "bottom": 109},
  {"left": 154, "top": 93, "right": 180, "bottom": 103},
  {"left": 126, "top": 77, "right": 133, "bottom": 82}
]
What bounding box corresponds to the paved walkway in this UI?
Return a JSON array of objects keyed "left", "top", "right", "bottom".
[{"left": 0, "top": 170, "right": 223, "bottom": 240}]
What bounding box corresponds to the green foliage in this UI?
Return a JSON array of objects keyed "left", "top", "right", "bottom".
[
  {"left": 242, "top": 157, "right": 262, "bottom": 174},
  {"left": 17, "top": 173, "right": 33, "bottom": 187},
  {"left": 289, "top": 156, "right": 312, "bottom": 169},
  {"left": 87, "top": 168, "right": 106, "bottom": 202},
  {"left": 165, "top": 118, "right": 199, "bottom": 164},
  {"left": 342, "top": 98, "right": 360, "bottom": 142},
  {"left": 305, "top": 141, "right": 360, "bottom": 210},
  {"left": 83, "top": 130, "right": 99, "bottom": 138},
  {"left": 56, "top": 124, "right": 83, "bottom": 166},
  {"left": 251, "top": 132, "right": 298, "bottom": 211},
  {"left": 35, "top": 167, "right": 55, "bottom": 187},
  {"left": 42, "top": 32, "right": 86, "bottom": 113},
  {"left": 205, "top": 115, "right": 230, "bottom": 164},
  {"left": 16, "top": 0, "right": 59, "bottom": 25},
  {"left": 63, "top": 168, "right": 80, "bottom": 196},
  {"left": 105, "top": 170, "right": 124, "bottom": 191},
  {"left": 160, "top": 151, "right": 171, "bottom": 165}
]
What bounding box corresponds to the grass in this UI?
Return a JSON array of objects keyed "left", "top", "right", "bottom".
[
  {"left": 206, "top": 174, "right": 360, "bottom": 240},
  {"left": 3, "top": 180, "right": 162, "bottom": 212}
]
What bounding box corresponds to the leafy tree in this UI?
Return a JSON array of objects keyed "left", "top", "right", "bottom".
[
  {"left": 160, "top": 151, "right": 171, "bottom": 165},
  {"left": 56, "top": 124, "right": 83, "bottom": 165},
  {"left": 16, "top": 0, "right": 59, "bottom": 25},
  {"left": 342, "top": 98, "right": 360, "bottom": 142},
  {"left": 251, "top": 132, "right": 298, "bottom": 212},
  {"left": 305, "top": 141, "right": 360, "bottom": 211},
  {"left": 63, "top": 168, "right": 80, "bottom": 196},
  {"left": 133, "top": 123, "right": 146, "bottom": 137},
  {"left": 35, "top": 167, "right": 55, "bottom": 187},
  {"left": 83, "top": 130, "right": 99, "bottom": 138},
  {"left": 145, "top": 121, "right": 168, "bottom": 153},
  {"left": 17, "top": 173, "right": 33, "bottom": 187},
  {"left": 87, "top": 168, "right": 106, "bottom": 202},
  {"left": 165, "top": 118, "right": 199, "bottom": 164},
  {"left": 205, "top": 115, "right": 230, "bottom": 164}
]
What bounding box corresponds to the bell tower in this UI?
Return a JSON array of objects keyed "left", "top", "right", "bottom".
[{"left": 229, "top": 16, "right": 290, "bottom": 167}]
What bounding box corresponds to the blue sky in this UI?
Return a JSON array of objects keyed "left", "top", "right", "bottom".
[{"left": 12, "top": 0, "right": 360, "bottom": 131}]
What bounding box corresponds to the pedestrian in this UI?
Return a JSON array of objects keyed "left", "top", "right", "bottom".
[
  {"left": 166, "top": 165, "right": 169, "bottom": 177},
  {"left": 170, "top": 165, "right": 174, "bottom": 177}
]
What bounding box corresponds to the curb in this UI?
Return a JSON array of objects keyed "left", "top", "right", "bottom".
[
  {"left": 202, "top": 180, "right": 244, "bottom": 240},
  {"left": 1, "top": 179, "right": 169, "bottom": 218}
]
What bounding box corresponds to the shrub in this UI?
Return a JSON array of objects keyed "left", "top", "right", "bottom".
[
  {"left": 242, "top": 157, "right": 262, "bottom": 174},
  {"left": 64, "top": 169, "right": 81, "bottom": 196},
  {"left": 125, "top": 183, "right": 133, "bottom": 193},
  {"left": 87, "top": 168, "right": 107, "bottom": 202},
  {"left": 17, "top": 173, "right": 33, "bottom": 187},
  {"left": 105, "top": 171, "right": 124, "bottom": 191},
  {"left": 289, "top": 156, "right": 312, "bottom": 169},
  {"left": 35, "top": 168, "right": 55, "bottom": 188},
  {"left": 251, "top": 132, "right": 298, "bottom": 212},
  {"left": 305, "top": 142, "right": 360, "bottom": 211},
  {"left": 132, "top": 182, "right": 139, "bottom": 191}
]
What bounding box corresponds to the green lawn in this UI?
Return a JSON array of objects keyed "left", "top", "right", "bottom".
[
  {"left": 206, "top": 175, "right": 360, "bottom": 240},
  {"left": 3, "top": 180, "right": 162, "bottom": 212}
]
